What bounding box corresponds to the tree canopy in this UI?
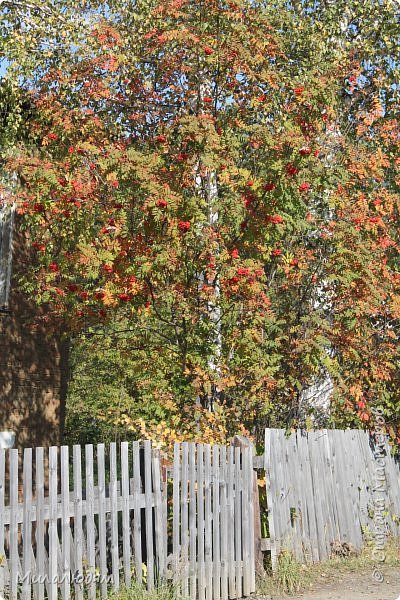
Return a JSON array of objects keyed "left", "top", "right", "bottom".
[{"left": 2, "top": 0, "right": 400, "bottom": 446}]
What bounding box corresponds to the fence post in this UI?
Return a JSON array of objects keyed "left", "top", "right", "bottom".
[{"left": 231, "top": 436, "right": 264, "bottom": 579}]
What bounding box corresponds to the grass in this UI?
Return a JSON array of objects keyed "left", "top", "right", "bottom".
[
  {"left": 108, "top": 581, "right": 188, "bottom": 600},
  {"left": 257, "top": 536, "right": 400, "bottom": 597}
]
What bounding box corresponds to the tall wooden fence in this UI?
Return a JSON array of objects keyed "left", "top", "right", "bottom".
[
  {"left": 0, "top": 441, "right": 255, "bottom": 600},
  {"left": 264, "top": 428, "right": 400, "bottom": 567}
]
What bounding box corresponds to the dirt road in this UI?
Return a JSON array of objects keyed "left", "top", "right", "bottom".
[{"left": 265, "top": 567, "right": 400, "bottom": 600}]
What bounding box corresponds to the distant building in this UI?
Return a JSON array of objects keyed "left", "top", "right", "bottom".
[{"left": 0, "top": 201, "right": 68, "bottom": 449}]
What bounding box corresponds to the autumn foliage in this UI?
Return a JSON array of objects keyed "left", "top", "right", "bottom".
[{"left": 3, "top": 0, "right": 400, "bottom": 445}]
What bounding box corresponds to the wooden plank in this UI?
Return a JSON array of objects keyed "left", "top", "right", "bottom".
[
  {"left": 336, "top": 431, "right": 354, "bottom": 546},
  {"left": 309, "top": 431, "right": 330, "bottom": 560},
  {"left": 121, "top": 441, "right": 131, "bottom": 588},
  {"left": 9, "top": 449, "right": 19, "bottom": 600},
  {"left": 284, "top": 431, "right": 301, "bottom": 560},
  {"left": 213, "top": 445, "right": 221, "bottom": 600},
  {"left": 264, "top": 429, "right": 277, "bottom": 570},
  {"left": 346, "top": 430, "right": 363, "bottom": 548},
  {"left": 360, "top": 430, "right": 380, "bottom": 535},
  {"left": 331, "top": 430, "right": 351, "bottom": 543},
  {"left": 97, "top": 444, "right": 107, "bottom": 599},
  {"left": 29, "top": 540, "right": 39, "bottom": 600},
  {"left": 324, "top": 430, "right": 341, "bottom": 546},
  {"left": 144, "top": 440, "right": 154, "bottom": 590},
  {"left": 294, "top": 431, "right": 312, "bottom": 563},
  {"left": 354, "top": 430, "right": 370, "bottom": 534},
  {"left": 219, "top": 446, "right": 228, "bottom": 600},
  {"left": 35, "top": 448, "right": 45, "bottom": 600},
  {"left": 72, "top": 445, "right": 84, "bottom": 600},
  {"left": 188, "top": 443, "right": 197, "bottom": 599},
  {"left": 241, "top": 447, "right": 251, "bottom": 597},
  {"left": 172, "top": 443, "right": 180, "bottom": 590},
  {"left": 320, "top": 430, "right": 337, "bottom": 557},
  {"left": 383, "top": 437, "right": 400, "bottom": 535},
  {"left": 180, "top": 442, "right": 189, "bottom": 597},
  {"left": 1, "top": 489, "right": 153, "bottom": 525},
  {"left": 197, "top": 444, "right": 206, "bottom": 600},
  {"left": 84, "top": 444, "right": 96, "bottom": 600},
  {"left": 303, "top": 432, "right": 320, "bottom": 562},
  {"left": 22, "top": 448, "right": 33, "bottom": 600},
  {"left": 204, "top": 444, "right": 213, "bottom": 600},
  {"left": 48, "top": 446, "right": 58, "bottom": 600},
  {"left": 269, "top": 431, "right": 282, "bottom": 559},
  {"left": 227, "top": 447, "right": 236, "bottom": 599},
  {"left": 308, "top": 432, "right": 326, "bottom": 560},
  {"left": 295, "top": 431, "right": 311, "bottom": 562},
  {"left": 132, "top": 441, "right": 142, "bottom": 585},
  {"left": 61, "top": 446, "right": 71, "bottom": 600},
  {"left": 0, "top": 449, "right": 5, "bottom": 598},
  {"left": 247, "top": 447, "right": 256, "bottom": 593},
  {"left": 109, "top": 443, "right": 120, "bottom": 591},
  {"left": 234, "top": 446, "right": 242, "bottom": 598},
  {"left": 283, "top": 430, "right": 300, "bottom": 561},
  {"left": 152, "top": 448, "right": 166, "bottom": 582}
]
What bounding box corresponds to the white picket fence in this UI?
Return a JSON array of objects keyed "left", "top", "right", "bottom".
[{"left": 0, "top": 441, "right": 256, "bottom": 600}]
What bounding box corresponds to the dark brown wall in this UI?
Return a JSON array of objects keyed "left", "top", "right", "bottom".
[{"left": 0, "top": 223, "right": 68, "bottom": 449}]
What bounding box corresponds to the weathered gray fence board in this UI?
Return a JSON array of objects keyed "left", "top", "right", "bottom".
[
  {"left": 227, "top": 447, "right": 235, "bottom": 599},
  {"left": 72, "top": 445, "right": 84, "bottom": 600},
  {"left": 97, "top": 444, "right": 107, "bottom": 599},
  {"left": 60, "top": 446, "right": 71, "bottom": 600},
  {"left": 289, "top": 431, "right": 303, "bottom": 560},
  {"left": 212, "top": 445, "right": 221, "bottom": 600},
  {"left": 197, "top": 444, "right": 205, "bottom": 600},
  {"left": 204, "top": 444, "right": 213, "bottom": 600},
  {"left": 48, "top": 447, "right": 58, "bottom": 600},
  {"left": 0, "top": 450, "right": 5, "bottom": 597},
  {"left": 188, "top": 443, "right": 197, "bottom": 599},
  {"left": 247, "top": 447, "right": 256, "bottom": 594},
  {"left": 180, "top": 442, "right": 189, "bottom": 597},
  {"left": 241, "top": 447, "right": 250, "bottom": 597},
  {"left": 85, "top": 444, "right": 96, "bottom": 600},
  {"left": 219, "top": 446, "right": 228, "bottom": 600},
  {"left": 120, "top": 441, "right": 131, "bottom": 589},
  {"left": 132, "top": 441, "right": 142, "bottom": 585},
  {"left": 308, "top": 432, "right": 328, "bottom": 560},
  {"left": 152, "top": 449, "right": 166, "bottom": 581},
  {"left": 172, "top": 443, "right": 180, "bottom": 590},
  {"left": 144, "top": 440, "right": 154, "bottom": 591},
  {"left": 234, "top": 446, "right": 242, "bottom": 599},
  {"left": 109, "top": 443, "right": 119, "bottom": 591},
  {"left": 22, "top": 448, "right": 32, "bottom": 600}
]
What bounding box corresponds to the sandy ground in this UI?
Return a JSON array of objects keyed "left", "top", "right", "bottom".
[{"left": 260, "top": 567, "right": 400, "bottom": 600}]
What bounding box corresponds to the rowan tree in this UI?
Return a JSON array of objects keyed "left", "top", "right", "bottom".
[{"left": 3, "top": 0, "right": 399, "bottom": 444}]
